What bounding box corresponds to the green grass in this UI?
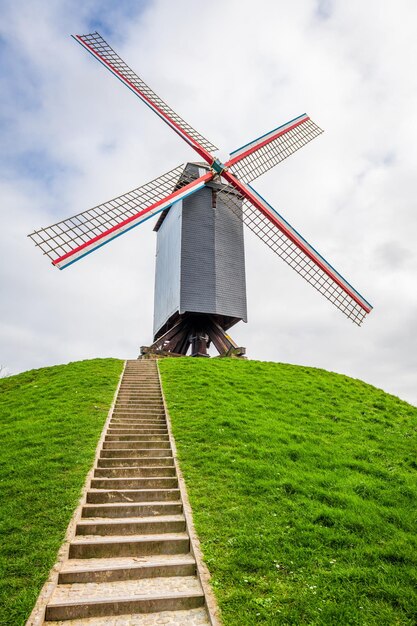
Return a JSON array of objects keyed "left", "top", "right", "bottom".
[
  {"left": 2, "top": 356, "right": 416, "bottom": 625},
  {"left": 159, "top": 358, "right": 417, "bottom": 625},
  {"left": 0, "top": 358, "right": 123, "bottom": 626}
]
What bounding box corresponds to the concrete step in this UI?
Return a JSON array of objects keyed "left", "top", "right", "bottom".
[
  {"left": 86, "top": 488, "right": 181, "bottom": 504},
  {"left": 97, "top": 457, "right": 174, "bottom": 468},
  {"left": 119, "top": 386, "right": 161, "bottom": 390},
  {"left": 116, "top": 399, "right": 164, "bottom": 404},
  {"left": 116, "top": 380, "right": 160, "bottom": 384},
  {"left": 81, "top": 501, "right": 183, "bottom": 519},
  {"left": 46, "top": 576, "right": 203, "bottom": 620},
  {"left": 114, "top": 399, "right": 164, "bottom": 411},
  {"left": 108, "top": 424, "right": 167, "bottom": 429},
  {"left": 115, "top": 402, "right": 163, "bottom": 413},
  {"left": 112, "top": 412, "right": 166, "bottom": 418},
  {"left": 116, "top": 398, "right": 163, "bottom": 402},
  {"left": 76, "top": 515, "right": 186, "bottom": 536},
  {"left": 115, "top": 405, "right": 164, "bottom": 411},
  {"left": 119, "top": 368, "right": 158, "bottom": 371},
  {"left": 112, "top": 408, "right": 165, "bottom": 414},
  {"left": 117, "top": 392, "right": 162, "bottom": 397},
  {"left": 46, "top": 607, "right": 210, "bottom": 625},
  {"left": 110, "top": 419, "right": 166, "bottom": 425},
  {"left": 103, "top": 441, "right": 171, "bottom": 450},
  {"left": 122, "top": 374, "right": 158, "bottom": 378},
  {"left": 117, "top": 392, "right": 161, "bottom": 397},
  {"left": 109, "top": 419, "right": 165, "bottom": 424},
  {"left": 118, "top": 386, "right": 161, "bottom": 390},
  {"left": 105, "top": 436, "right": 169, "bottom": 444},
  {"left": 117, "top": 392, "right": 162, "bottom": 404},
  {"left": 107, "top": 428, "right": 168, "bottom": 434},
  {"left": 117, "top": 390, "right": 161, "bottom": 395},
  {"left": 122, "top": 376, "right": 159, "bottom": 387},
  {"left": 100, "top": 449, "right": 172, "bottom": 459},
  {"left": 123, "top": 367, "right": 158, "bottom": 370},
  {"left": 123, "top": 368, "right": 159, "bottom": 382},
  {"left": 94, "top": 467, "right": 176, "bottom": 478},
  {"left": 58, "top": 553, "right": 196, "bottom": 584},
  {"left": 118, "top": 384, "right": 161, "bottom": 387},
  {"left": 105, "top": 434, "right": 170, "bottom": 442},
  {"left": 69, "top": 533, "right": 190, "bottom": 558},
  {"left": 90, "top": 477, "right": 178, "bottom": 490},
  {"left": 120, "top": 380, "right": 160, "bottom": 383},
  {"left": 120, "top": 373, "right": 159, "bottom": 377},
  {"left": 110, "top": 416, "right": 164, "bottom": 420},
  {"left": 117, "top": 394, "right": 162, "bottom": 399},
  {"left": 114, "top": 410, "right": 165, "bottom": 415},
  {"left": 124, "top": 364, "right": 158, "bottom": 378},
  {"left": 108, "top": 427, "right": 167, "bottom": 433},
  {"left": 117, "top": 371, "right": 160, "bottom": 375},
  {"left": 122, "top": 371, "right": 158, "bottom": 374},
  {"left": 117, "top": 388, "right": 162, "bottom": 392},
  {"left": 121, "top": 380, "right": 160, "bottom": 382},
  {"left": 116, "top": 398, "right": 163, "bottom": 403},
  {"left": 110, "top": 415, "right": 166, "bottom": 421},
  {"left": 118, "top": 387, "right": 161, "bottom": 391}
]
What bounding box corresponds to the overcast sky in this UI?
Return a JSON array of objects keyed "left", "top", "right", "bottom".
[{"left": 1, "top": 0, "right": 416, "bottom": 406}]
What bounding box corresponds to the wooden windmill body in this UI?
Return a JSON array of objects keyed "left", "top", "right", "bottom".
[{"left": 152, "top": 163, "right": 247, "bottom": 356}]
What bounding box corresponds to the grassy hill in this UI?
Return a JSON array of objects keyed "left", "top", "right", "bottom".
[
  {"left": 0, "top": 358, "right": 123, "bottom": 626},
  {"left": 1, "top": 357, "right": 416, "bottom": 625},
  {"left": 159, "top": 358, "right": 417, "bottom": 625}
]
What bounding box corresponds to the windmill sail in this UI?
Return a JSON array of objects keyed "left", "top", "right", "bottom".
[
  {"left": 74, "top": 32, "right": 217, "bottom": 159},
  {"left": 226, "top": 114, "right": 323, "bottom": 183},
  {"left": 217, "top": 179, "right": 372, "bottom": 325},
  {"left": 28, "top": 165, "right": 211, "bottom": 269}
]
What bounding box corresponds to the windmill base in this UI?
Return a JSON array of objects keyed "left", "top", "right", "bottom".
[{"left": 140, "top": 314, "right": 246, "bottom": 358}]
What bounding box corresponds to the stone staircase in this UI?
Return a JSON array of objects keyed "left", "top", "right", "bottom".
[{"left": 40, "top": 359, "right": 215, "bottom": 625}]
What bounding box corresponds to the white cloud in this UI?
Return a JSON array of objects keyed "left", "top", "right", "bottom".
[{"left": 1, "top": 0, "right": 416, "bottom": 405}]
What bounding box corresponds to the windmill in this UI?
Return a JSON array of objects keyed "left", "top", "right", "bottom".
[{"left": 28, "top": 32, "right": 372, "bottom": 357}]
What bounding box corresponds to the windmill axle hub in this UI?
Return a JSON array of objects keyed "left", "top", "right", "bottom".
[{"left": 211, "top": 157, "right": 227, "bottom": 175}]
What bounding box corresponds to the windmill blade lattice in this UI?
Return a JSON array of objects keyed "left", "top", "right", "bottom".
[
  {"left": 74, "top": 32, "right": 218, "bottom": 155},
  {"left": 217, "top": 182, "right": 371, "bottom": 325},
  {"left": 226, "top": 114, "right": 323, "bottom": 184},
  {"left": 28, "top": 164, "right": 188, "bottom": 268}
]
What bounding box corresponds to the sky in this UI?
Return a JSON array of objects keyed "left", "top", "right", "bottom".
[{"left": 1, "top": 0, "right": 417, "bottom": 406}]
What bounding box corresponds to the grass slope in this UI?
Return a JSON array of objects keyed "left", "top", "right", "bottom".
[
  {"left": 0, "top": 358, "right": 123, "bottom": 626},
  {"left": 159, "top": 358, "right": 417, "bottom": 625}
]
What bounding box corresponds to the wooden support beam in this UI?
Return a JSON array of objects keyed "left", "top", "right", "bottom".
[{"left": 141, "top": 313, "right": 245, "bottom": 358}]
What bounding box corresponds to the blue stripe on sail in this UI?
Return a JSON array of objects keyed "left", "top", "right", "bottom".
[
  {"left": 59, "top": 179, "right": 206, "bottom": 269},
  {"left": 246, "top": 183, "right": 372, "bottom": 309},
  {"left": 230, "top": 114, "right": 307, "bottom": 157}
]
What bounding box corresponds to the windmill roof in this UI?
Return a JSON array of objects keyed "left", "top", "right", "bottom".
[{"left": 153, "top": 162, "right": 209, "bottom": 232}]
